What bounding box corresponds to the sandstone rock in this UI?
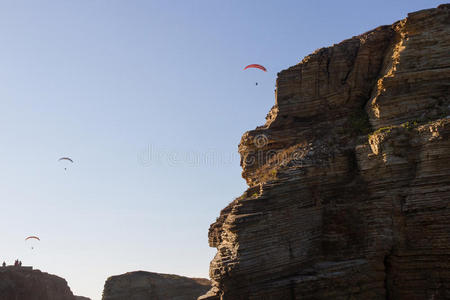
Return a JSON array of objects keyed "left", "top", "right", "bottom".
[
  {"left": 102, "top": 271, "right": 210, "bottom": 300},
  {"left": 202, "top": 4, "right": 450, "bottom": 300},
  {"left": 0, "top": 266, "right": 89, "bottom": 300}
]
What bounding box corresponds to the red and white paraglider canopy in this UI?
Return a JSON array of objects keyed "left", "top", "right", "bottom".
[{"left": 243, "top": 64, "right": 267, "bottom": 72}]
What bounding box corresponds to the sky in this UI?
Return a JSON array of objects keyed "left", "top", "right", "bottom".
[{"left": 0, "top": 0, "right": 444, "bottom": 299}]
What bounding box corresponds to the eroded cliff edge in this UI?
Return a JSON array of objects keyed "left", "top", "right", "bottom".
[{"left": 201, "top": 5, "right": 450, "bottom": 300}]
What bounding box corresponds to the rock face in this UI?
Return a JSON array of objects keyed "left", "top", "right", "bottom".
[
  {"left": 202, "top": 4, "right": 450, "bottom": 300},
  {"left": 102, "top": 271, "right": 210, "bottom": 300},
  {"left": 0, "top": 266, "right": 89, "bottom": 300}
]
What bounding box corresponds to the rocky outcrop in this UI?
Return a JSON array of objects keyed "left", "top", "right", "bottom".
[
  {"left": 202, "top": 4, "right": 450, "bottom": 300},
  {"left": 0, "top": 266, "right": 90, "bottom": 300},
  {"left": 102, "top": 271, "right": 210, "bottom": 300}
]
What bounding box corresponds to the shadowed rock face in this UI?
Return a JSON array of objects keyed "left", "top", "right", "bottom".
[
  {"left": 0, "top": 266, "right": 90, "bottom": 300},
  {"left": 102, "top": 271, "right": 210, "bottom": 300},
  {"left": 201, "top": 4, "right": 450, "bottom": 300}
]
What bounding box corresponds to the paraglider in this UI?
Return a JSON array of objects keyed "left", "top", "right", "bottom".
[
  {"left": 25, "top": 236, "right": 40, "bottom": 250},
  {"left": 58, "top": 157, "right": 73, "bottom": 163},
  {"left": 244, "top": 64, "right": 267, "bottom": 86},
  {"left": 243, "top": 64, "right": 267, "bottom": 72},
  {"left": 58, "top": 157, "right": 73, "bottom": 170}
]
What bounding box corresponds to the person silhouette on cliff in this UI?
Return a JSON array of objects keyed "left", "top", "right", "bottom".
[{"left": 2, "top": 261, "right": 5, "bottom": 267}]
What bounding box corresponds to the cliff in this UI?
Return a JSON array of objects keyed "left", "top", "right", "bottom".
[
  {"left": 102, "top": 271, "right": 210, "bottom": 300},
  {"left": 0, "top": 266, "right": 90, "bottom": 300},
  {"left": 201, "top": 4, "right": 450, "bottom": 300}
]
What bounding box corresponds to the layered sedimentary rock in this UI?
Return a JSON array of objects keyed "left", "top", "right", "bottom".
[
  {"left": 102, "top": 271, "right": 210, "bottom": 300},
  {"left": 0, "top": 266, "right": 89, "bottom": 300},
  {"left": 202, "top": 4, "right": 450, "bottom": 300}
]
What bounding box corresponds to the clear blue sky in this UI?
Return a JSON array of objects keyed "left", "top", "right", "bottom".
[{"left": 0, "top": 1, "right": 442, "bottom": 299}]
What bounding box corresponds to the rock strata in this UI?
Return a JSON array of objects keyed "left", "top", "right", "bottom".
[
  {"left": 201, "top": 4, "right": 450, "bottom": 300},
  {"left": 102, "top": 271, "right": 210, "bottom": 300},
  {"left": 0, "top": 266, "right": 89, "bottom": 300}
]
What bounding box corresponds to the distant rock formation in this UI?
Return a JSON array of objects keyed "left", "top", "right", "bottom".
[
  {"left": 0, "top": 265, "right": 90, "bottom": 300},
  {"left": 102, "top": 271, "right": 210, "bottom": 300},
  {"left": 201, "top": 4, "right": 450, "bottom": 300}
]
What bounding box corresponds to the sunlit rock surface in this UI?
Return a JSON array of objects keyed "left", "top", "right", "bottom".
[{"left": 201, "top": 4, "right": 450, "bottom": 300}]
